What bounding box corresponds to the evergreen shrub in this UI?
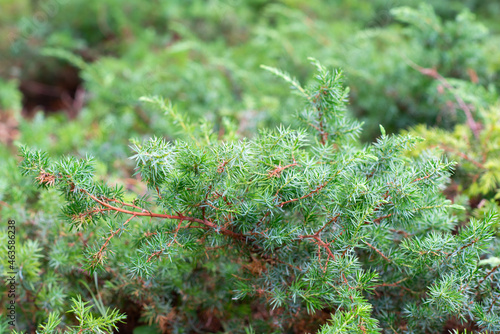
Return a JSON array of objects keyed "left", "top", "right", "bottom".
[{"left": 18, "top": 61, "right": 500, "bottom": 333}]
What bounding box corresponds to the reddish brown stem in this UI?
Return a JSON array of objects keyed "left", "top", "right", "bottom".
[
  {"left": 299, "top": 234, "right": 336, "bottom": 261},
  {"left": 373, "top": 277, "right": 409, "bottom": 289},
  {"left": 268, "top": 158, "right": 299, "bottom": 178},
  {"left": 315, "top": 214, "right": 340, "bottom": 235},
  {"left": 363, "top": 241, "right": 391, "bottom": 263},
  {"left": 412, "top": 173, "right": 433, "bottom": 183},
  {"left": 94, "top": 214, "right": 137, "bottom": 264},
  {"left": 279, "top": 181, "right": 328, "bottom": 207},
  {"left": 408, "top": 61, "right": 480, "bottom": 139},
  {"left": 478, "top": 263, "right": 500, "bottom": 287},
  {"left": 373, "top": 213, "right": 392, "bottom": 224},
  {"left": 437, "top": 144, "right": 485, "bottom": 169},
  {"left": 83, "top": 190, "right": 243, "bottom": 240},
  {"left": 389, "top": 228, "right": 410, "bottom": 238},
  {"left": 446, "top": 238, "right": 479, "bottom": 259}
]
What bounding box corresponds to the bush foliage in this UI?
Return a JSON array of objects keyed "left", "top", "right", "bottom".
[{"left": 17, "top": 62, "right": 500, "bottom": 333}]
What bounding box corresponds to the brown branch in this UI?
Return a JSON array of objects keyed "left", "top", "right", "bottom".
[
  {"left": 217, "top": 160, "right": 229, "bottom": 174},
  {"left": 373, "top": 213, "right": 392, "bottom": 224},
  {"left": 169, "top": 219, "right": 184, "bottom": 246},
  {"left": 412, "top": 173, "right": 434, "bottom": 183},
  {"left": 298, "top": 234, "right": 336, "bottom": 261},
  {"left": 103, "top": 196, "right": 148, "bottom": 211},
  {"left": 82, "top": 189, "right": 244, "bottom": 240},
  {"left": 315, "top": 214, "right": 340, "bottom": 235},
  {"left": 255, "top": 211, "right": 271, "bottom": 229},
  {"left": 82, "top": 189, "right": 303, "bottom": 271},
  {"left": 407, "top": 60, "right": 480, "bottom": 139},
  {"left": 316, "top": 95, "right": 329, "bottom": 145},
  {"left": 205, "top": 201, "right": 222, "bottom": 211},
  {"left": 437, "top": 144, "right": 485, "bottom": 170},
  {"left": 42, "top": 172, "right": 313, "bottom": 274},
  {"left": 72, "top": 207, "right": 113, "bottom": 222},
  {"left": 341, "top": 246, "right": 351, "bottom": 258},
  {"left": 482, "top": 127, "right": 493, "bottom": 164},
  {"left": 488, "top": 292, "right": 499, "bottom": 314},
  {"left": 147, "top": 248, "right": 165, "bottom": 263},
  {"left": 446, "top": 238, "right": 479, "bottom": 259},
  {"left": 308, "top": 122, "right": 322, "bottom": 133},
  {"left": 279, "top": 181, "right": 328, "bottom": 207},
  {"left": 297, "top": 216, "right": 342, "bottom": 270},
  {"left": 93, "top": 214, "right": 137, "bottom": 264},
  {"left": 268, "top": 158, "right": 299, "bottom": 178},
  {"left": 478, "top": 263, "right": 500, "bottom": 287},
  {"left": 373, "top": 277, "right": 409, "bottom": 289},
  {"left": 389, "top": 228, "right": 411, "bottom": 238},
  {"left": 155, "top": 186, "right": 162, "bottom": 199},
  {"left": 363, "top": 241, "right": 391, "bottom": 263}
]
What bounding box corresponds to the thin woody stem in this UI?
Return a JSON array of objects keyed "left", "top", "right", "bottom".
[
  {"left": 437, "top": 144, "right": 485, "bottom": 169},
  {"left": 406, "top": 59, "right": 480, "bottom": 140},
  {"left": 280, "top": 180, "right": 328, "bottom": 207},
  {"left": 478, "top": 263, "right": 500, "bottom": 287},
  {"left": 268, "top": 158, "right": 299, "bottom": 178},
  {"left": 82, "top": 189, "right": 243, "bottom": 240},
  {"left": 94, "top": 214, "right": 137, "bottom": 264},
  {"left": 373, "top": 277, "right": 409, "bottom": 289},
  {"left": 363, "top": 240, "right": 391, "bottom": 263}
]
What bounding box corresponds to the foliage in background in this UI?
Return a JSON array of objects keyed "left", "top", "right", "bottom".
[
  {"left": 2, "top": 0, "right": 499, "bottom": 148},
  {"left": 337, "top": 3, "right": 499, "bottom": 139}
]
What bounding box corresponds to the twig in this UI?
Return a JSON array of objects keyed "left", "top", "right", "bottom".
[
  {"left": 389, "top": 228, "right": 411, "bottom": 238},
  {"left": 446, "top": 237, "right": 479, "bottom": 259},
  {"left": 437, "top": 144, "right": 485, "bottom": 169},
  {"left": 83, "top": 190, "right": 243, "bottom": 240},
  {"left": 373, "top": 214, "right": 392, "bottom": 224},
  {"left": 279, "top": 181, "right": 328, "bottom": 207},
  {"left": 268, "top": 158, "right": 299, "bottom": 178},
  {"left": 94, "top": 214, "right": 137, "bottom": 264},
  {"left": 406, "top": 59, "right": 480, "bottom": 139},
  {"left": 478, "top": 263, "right": 500, "bottom": 287},
  {"left": 363, "top": 241, "right": 391, "bottom": 263},
  {"left": 373, "top": 277, "right": 409, "bottom": 289}
]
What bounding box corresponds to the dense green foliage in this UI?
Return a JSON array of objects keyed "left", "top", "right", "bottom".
[
  {"left": 1, "top": 1, "right": 500, "bottom": 333},
  {"left": 15, "top": 62, "right": 500, "bottom": 333}
]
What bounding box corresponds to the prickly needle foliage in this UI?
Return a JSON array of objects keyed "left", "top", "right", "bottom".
[
  {"left": 5, "top": 296, "right": 126, "bottom": 334},
  {"left": 20, "top": 62, "right": 499, "bottom": 332}
]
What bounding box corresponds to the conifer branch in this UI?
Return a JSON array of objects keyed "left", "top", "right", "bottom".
[
  {"left": 437, "top": 144, "right": 486, "bottom": 169},
  {"left": 82, "top": 190, "right": 244, "bottom": 240},
  {"left": 406, "top": 59, "right": 481, "bottom": 139},
  {"left": 478, "top": 263, "right": 500, "bottom": 287},
  {"left": 279, "top": 181, "right": 329, "bottom": 207},
  {"left": 363, "top": 241, "right": 391, "bottom": 263},
  {"left": 267, "top": 158, "right": 299, "bottom": 178}
]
